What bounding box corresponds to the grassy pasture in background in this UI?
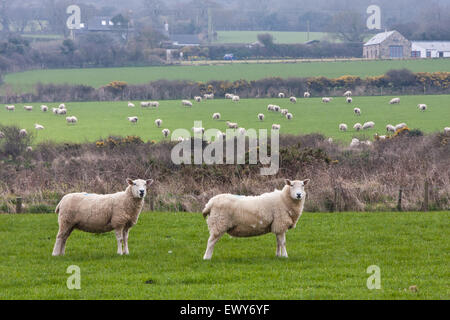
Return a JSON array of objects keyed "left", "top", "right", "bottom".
[
  {"left": 0, "top": 211, "right": 448, "bottom": 299},
  {"left": 0, "top": 95, "right": 449, "bottom": 144},
  {"left": 3, "top": 59, "right": 450, "bottom": 93},
  {"left": 213, "top": 31, "right": 331, "bottom": 44}
]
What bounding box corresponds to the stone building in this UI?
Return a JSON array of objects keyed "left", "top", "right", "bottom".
[{"left": 363, "top": 30, "right": 411, "bottom": 59}]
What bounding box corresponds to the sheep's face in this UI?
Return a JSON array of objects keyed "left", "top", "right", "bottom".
[
  {"left": 127, "top": 178, "right": 153, "bottom": 199},
  {"left": 285, "top": 179, "right": 310, "bottom": 201}
]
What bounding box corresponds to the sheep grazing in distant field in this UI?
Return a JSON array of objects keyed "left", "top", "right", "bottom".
[
  {"left": 286, "top": 113, "right": 293, "bottom": 120},
  {"left": 204, "top": 93, "right": 214, "bottom": 100},
  {"left": 57, "top": 108, "right": 67, "bottom": 115},
  {"left": 194, "top": 96, "right": 202, "bottom": 102},
  {"left": 182, "top": 100, "right": 193, "bottom": 107},
  {"left": 353, "top": 107, "right": 361, "bottom": 115},
  {"left": 52, "top": 108, "right": 58, "bottom": 114},
  {"left": 225, "top": 93, "right": 234, "bottom": 99},
  {"left": 149, "top": 101, "right": 159, "bottom": 108},
  {"left": 5, "top": 105, "right": 15, "bottom": 111},
  {"left": 353, "top": 123, "right": 362, "bottom": 131},
  {"left": 162, "top": 128, "right": 170, "bottom": 137},
  {"left": 322, "top": 97, "right": 332, "bottom": 103},
  {"left": 362, "top": 121, "right": 375, "bottom": 130},
  {"left": 374, "top": 133, "right": 387, "bottom": 140},
  {"left": 258, "top": 113, "right": 265, "bottom": 121},
  {"left": 339, "top": 123, "right": 348, "bottom": 131},
  {"left": 154, "top": 119, "right": 162, "bottom": 127},
  {"left": 349, "top": 138, "right": 360, "bottom": 147},
  {"left": 19, "top": 129, "right": 27, "bottom": 137},
  {"left": 212, "top": 113, "right": 221, "bottom": 120},
  {"left": 273, "top": 105, "right": 280, "bottom": 112},
  {"left": 128, "top": 102, "right": 135, "bottom": 108},
  {"left": 0, "top": 131, "right": 5, "bottom": 139},
  {"left": 389, "top": 97, "right": 400, "bottom": 104},
  {"left": 418, "top": 104, "right": 427, "bottom": 111},
  {"left": 141, "top": 101, "right": 151, "bottom": 108},
  {"left": 304, "top": 92, "right": 310, "bottom": 98},
  {"left": 343, "top": 90, "right": 352, "bottom": 97},
  {"left": 41, "top": 105, "right": 48, "bottom": 112},
  {"left": 289, "top": 96, "right": 297, "bottom": 103},
  {"left": 192, "top": 127, "right": 205, "bottom": 135},
  {"left": 386, "top": 124, "right": 396, "bottom": 133},
  {"left": 267, "top": 104, "right": 275, "bottom": 111},
  {"left": 127, "top": 116, "right": 138, "bottom": 124},
  {"left": 35, "top": 124, "right": 44, "bottom": 130},
  {"left": 226, "top": 121, "right": 238, "bottom": 129},
  {"left": 24, "top": 105, "right": 33, "bottom": 111},
  {"left": 395, "top": 123, "right": 407, "bottom": 131},
  {"left": 278, "top": 92, "right": 285, "bottom": 98},
  {"left": 201, "top": 178, "right": 310, "bottom": 259},
  {"left": 280, "top": 109, "right": 289, "bottom": 116},
  {"left": 26, "top": 146, "right": 33, "bottom": 152},
  {"left": 272, "top": 124, "right": 281, "bottom": 130},
  {"left": 444, "top": 127, "right": 450, "bottom": 134},
  {"left": 52, "top": 178, "right": 153, "bottom": 256},
  {"left": 232, "top": 95, "right": 240, "bottom": 102},
  {"left": 66, "top": 116, "right": 78, "bottom": 124},
  {"left": 237, "top": 127, "right": 246, "bottom": 135},
  {"left": 59, "top": 104, "right": 66, "bottom": 109},
  {"left": 346, "top": 97, "right": 353, "bottom": 103}
]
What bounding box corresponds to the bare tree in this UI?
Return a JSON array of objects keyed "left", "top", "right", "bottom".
[{"left": 329, "top": 11, "right": 367, "bottom": 42}]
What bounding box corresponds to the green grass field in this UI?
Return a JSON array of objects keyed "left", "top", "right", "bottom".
[
  {"left": 0, "top": 211, "right": 448, "bottom": 299},
  {"left": 1, "top": 95, "right": 449, "bottom": 144},
  {"left": 3, "top": 59, "right": 450, "bottom": 93},
  {"left": 214, "top": 31, "right": 332, "bottom": 44}
]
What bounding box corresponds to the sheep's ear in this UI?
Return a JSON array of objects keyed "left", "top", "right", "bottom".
[
  {"left": 285, "top": 179, "right": 292, "bottom": 186},
  {"left": 146, "top": 179, "right": 154, "bottom": 187},
  {"left": 303, "top": 179, "right": 310, "bottom": 186},
  {"left": 126, "top": 178, "right": 134, "bottom": 185}
]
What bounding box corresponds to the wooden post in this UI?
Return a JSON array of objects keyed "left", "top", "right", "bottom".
[
  {"left": 333, "top": 187, "right": 338, "bottom": 212},
  {"left": 423, "top": 180, "right": 429, "bottom": 211},
  {"left": 397, "top": 188, "right": 402, "bottom": 212},
  {"left": 16, "top": 197, "right": 22, "bottom": 214},
  {"left": 149, "top": 193, "right": 155, "bottom": 212}
]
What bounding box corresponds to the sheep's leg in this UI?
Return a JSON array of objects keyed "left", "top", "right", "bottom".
[
  {"left": 52, "top": 225, "right": 74, "bottom": 256},
  {"left": 276, "top": 233, "right": 288, "bottom": 258},
  {"left": 203, "top": 232, "right": 224, "bottom": 260},
  {"left": 115, "top": 228, "right": 124, "bottom": 255},
  {"left": 123, "top": 228, "right": 130, "bottom": 255}
]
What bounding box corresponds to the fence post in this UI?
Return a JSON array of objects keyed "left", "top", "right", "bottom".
[
  {"left": 333, "top": 187, "right": 338, "bottom": 212},
  {"left": 423, "top": 180, "right": 429, "bottom": 211},
  {"left": 397, "top": 188, "right": 402, "bottom": 212},
  {"left": 16, "top": 197, "right": 22, "bottom": 214},
  {"left": 149, "top": 192, "right": 155, "bottom": 212}
]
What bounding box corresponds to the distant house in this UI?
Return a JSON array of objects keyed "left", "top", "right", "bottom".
[
  {"left": 169, "top": 34, "right": 202, "bottom": 47},
  {"left": 76, "top": 16, "right": 132, "bottom": 41},
  {"left": 411, "top": 41, "right": 450, "bottom": 58},
  {"left": 363, "top": 30, "right": 411, "bottom": 59}
]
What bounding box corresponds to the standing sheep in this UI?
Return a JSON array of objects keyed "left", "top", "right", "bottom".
[
  {"left": 128, "top": 102, "right": 135, "bottom": 108},
  {"left": 194, "top": 96, "right": 202, "bottom": 102},
  {"left": 155, "top": 119, "right": 162, "bottom": 127},
  {"left": 59, "top": 103, "right": 66, "bottom": 109},
  {"left": 339, "top": 123, "right": 348, "bottom": 132},
  {"left": 19, "top": 129, "right": 27, "bottom": 137},
  {"left": 386, "top": 124, "right": 396, "bottom": 133},
  {"left": 258, "top": 113, "right": 265, "bottom": 121},
  {"left": 286, "top": 113, "right": 293, "bottom": 120},
  {"left": 280, "top": 109, "right": 289, "bottom": 116},
  {"left": 278, "top": 93, "right": 285, "bottom": 98},
  {"left": 225, "top": 93, "right": 234, "bottom": 99},
  {"left": 35, "top": 124, "right": 45, "bottom": 130},
  {"left": 362, "top": 121, "right": 375, "bottom": 130},
  {"left": 395, "top": 123, "right": 407, "bottom": 131},
  {"left": 389, "top": 97, "right": 400, "bottom": 104},
  {"left": 349, "top": 138, "right": 360, "bottom": 147},
  {"left": 304, "top": 92, "right": 310, "bottom": 98},
  {"left": 444, "top": 127, "right": 450, "bottom": 134},
  {"left": 226, "top": 121, "right": 238, "bottom": 129},
  {"left": 289, "top": 96, "right": 297, "bottom": 103},
  {"left": 52, "top": 178, "right": 153, "bottom": 256},
  {"left": 182, "top": 100, "right": 193, "bottom": 107},
  {"left": 273, "top": 105, "right": 281, "bottom": 112},
  {"left": 267, "top": 104, "right": 275, "bottom": 111},
  {"left": 141, "top": 101, "right": 151, "bottom": 108},
  {"left": 418, "top": 104, "right": 427, "bottom": 111},
  {"left": 202, "top": 179, "right": 310, "bottom": 259},
  {"left": 66, "top": 116, "right": 78, "bottom": 124},
  {"left": 57, "top": 108, "right": 67, "bottom": 115},
  {"left": 24, "top": 105, "right": 33, "bottom": 111},
  {"left": 272, "top": 124, "right": 281, "bottom": 130},
  {"left": 353, "top": 123, "right": 362, "bottom": 131},
  {"left": 353, "top": 107, "right": 361, "bottom": 115},
  {"left": 41, "top": 105, "right": 48, "bottom": 112},
  {"left": 127, "top": 116, "right": 138, "bottom": 124},
  {"left": 346, "top": 97, "right": 353, "bottom": 103},
  {"left": 322, "top": 97, "right": 332, "bottom": 103},
  {"left": 150, "top": 101, "right": 159, "bottom": 108},
  {"left": 5, "top": 105, "right": 15, "bottom": 111},
  {"left": 162, "top": 128, "right": 170, "bottom": 137},
  {"left": 343, "top": 90, "right": 352, "bottom": 97},
  {"left": 212, "top": 113, "right": 221, "bottom": 120},
  {"left": 232, "top": 95, "right": 240, "bottom": 102}
]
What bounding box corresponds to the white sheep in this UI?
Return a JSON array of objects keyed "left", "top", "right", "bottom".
[
  {"left": 204, "top": 93, "right": 214, "bottom": 100},
  {"left": 444, "top": 127, "right": 450, "bottom": 134},
  {"left": 162, "top": 128, "right": 170, "bottom": 137},
  {"left": 5, "top": 105, "right": 15, "bottom": 111},
  {"left": 194, "top": 96, "right": 202, "bottom": 102},
  {"left": 389, "top": 97, "right": 400, "bottom": 104},
  {"left": 226, "top": 121, "right": 238, "bottom": 129},
  {"left": 232, "top": 95, "right": 240, "bottom": 102},
  {"left": 286, "top": 113, "right": 293, "bottom": 120},
  {"left": 418, "top": 104, "right": 427, "bottom": 111},
  {"left": 24, "top": 105, "right": 33, "bottom": 111},
  {"left": 278, "top": 93, "right": 285, "bottom": 98},
  {"left": 343, "top": 90, "right": 352, "bottom": 97},
  {"left": 182, "top": 100, "right": 193, "bottom": 107},
  {"left": 272, "top": 124, "right": 280, "bottom": 130},
  {"left": 353, "top": 107, "right": 361, "bottom": 115},
  {"left": 52, "top": 108, "right": 58, "bottom": 114},
  {"left": 19, "top": 129, "right": 27, "bottom": 137},
  {"left": 225, "top": 93, "right": 234, "bottom": 99},
  {"left": 57, "top": 108, "right": 67, "bottom": 115},
  {"left": 327, "top": 137, "right": 333, "bottom": 143},
  {"left": 202, "top": 179, "right": 310, "bottom": 259},
  {"left": 26, "top": 146, "right": 33, "bottom": 152},
  {"left": 353, "top": 123, "right": 362, "bottom": 131},
  {"left": 128, "top": 102, "right": 135, "bottom": 108},
  {"left": 59, "top": 103, "right": 66, "bottom": 109},
  {"left": 267, "top": 104, "right": 275, "bottom": 111},
  {"left": 281, "top": 109, "right": 289, "bottom": 116},
  {"left": 362, "top": 121, "right": 375, "bottom": 130},
  {"left": 322, "top": 97, "right": 332, "bottom": 103},
  {"left": 346, "top": 97, "right": 353, "bottom": 103},
  {"left": 52, "top": 178, "right": 153, "bottom": 256},
  {"left": 258, "top": 113, "right": 265, "bottom": 121},
  {"left": 150, "top": 101, "right": 159, "bottom": 108},
  {"left": 339, "top": 123, "right": 348, "bottom": 132},
  {"left": 41, "top": 105, "right": 48, "bottom": 112},
  {"left": 386, "top": 124, "right": 396, "bottom": 133},
  {"left": 155, "top": 119, "right": 162, "bottom": 127},
  {"left": 273, "top": 105, "right": 281, "bottom": 112},
  {"left": 35, "top": 124, "right": 44, "bottom": 130},
  {"left": 127, "top": 116, "right": 138, "bottom": 124},
  {"left": 303, "top": 92, "right": 310, "bottom": 98},
  {"left": 66, "top": 116, "right": 78, "bottom": 124},
  {"left": 212, "top": 113, "right": 221, "bottom": 120},
  {"left": 375, "top": 133, "right": 387, "bottom": 140},
  {"left": 289, "top": 96, "right": 297, "bottom": 103},
  {"left": 349, "top": 138, "right": 360, "bottom": 147},
  {"left": 395, "top": 123, "right": 407, "bottom": 131},
  {"left": 0, "top": 131, "right": 5, "bottom": 139},
  {"left": 141, "top": 101, "right": 151, "bottom": 108}
]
